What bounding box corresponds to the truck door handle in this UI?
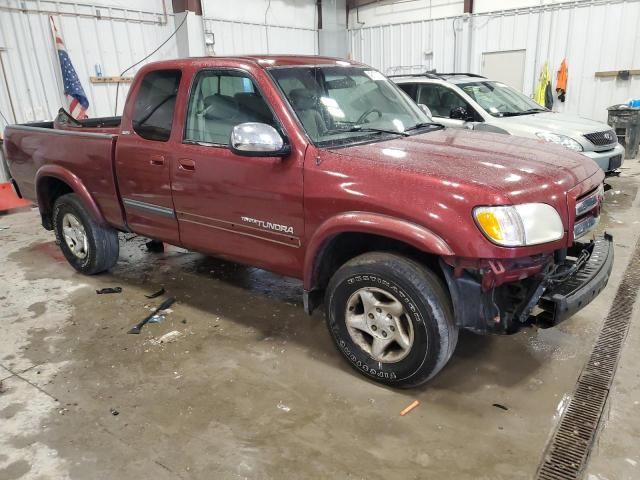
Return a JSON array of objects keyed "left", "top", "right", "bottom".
[
  {"left": 150, "top": 155, "right": 165, "bottom": 166},
  {"left": 178, "top": 158, "right": 196, "bottom": 171}
]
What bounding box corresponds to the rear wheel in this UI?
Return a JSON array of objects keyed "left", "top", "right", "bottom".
[
  {"left": 53, "top": 193, "right": 119, "bottom": 274},
  {"left": 325, "top": 252, "right": 458, "bottom": 388}
]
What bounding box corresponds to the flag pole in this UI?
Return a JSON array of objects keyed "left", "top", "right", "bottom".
[{"left": 48, "top": 16, "right": 66, "bottom": 108}]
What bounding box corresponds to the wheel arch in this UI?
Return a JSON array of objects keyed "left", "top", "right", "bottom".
[
  {"left": 35, "top": 165, "right": 106, "bottom": 230},
  {"left": 303, "top": 212, "right": 454, "bottom": 313}
]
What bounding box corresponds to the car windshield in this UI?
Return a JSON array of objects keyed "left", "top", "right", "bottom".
[
  {"left": 459, "top": 81, "right": 547, "bottom": 117},
  {"left": 269, "top": 65, "right": 435, "bottom": 147}
]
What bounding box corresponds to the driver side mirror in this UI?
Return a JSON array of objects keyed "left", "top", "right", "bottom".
[
  {"left": 229, "top": 122, "right": 290, "bottom": 157},
  {"left": 449, "top": 106, "right": 473, "bottom": 122},
  {"left": 418, "top": 104, "right": 432, "bottom": 118}
]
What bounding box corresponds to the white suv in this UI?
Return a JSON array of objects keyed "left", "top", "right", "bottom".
[{"left": 393, "top": 73, "right": 625, "bottom": 172}]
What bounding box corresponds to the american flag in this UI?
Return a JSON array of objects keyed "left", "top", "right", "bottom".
[{"left": 50, "top": 17, "right": 89, "bottom": 119}]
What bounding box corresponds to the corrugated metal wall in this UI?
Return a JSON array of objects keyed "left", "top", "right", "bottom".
[
  {"left": 0, "top": 0, "right": 319, "bottom": 129},
  {"left": 349, "top": 0, "right": 640, "bottom": 122},
  {"left": 202, "top": 18, "right": 318, "bottom": 55},
  {"left": 0, "top": 0, "right": 178, "bottom": 125}
]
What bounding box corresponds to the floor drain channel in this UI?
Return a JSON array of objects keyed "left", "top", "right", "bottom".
[{"left": 536, "top": 237, "right": 640, "bottom": 480}]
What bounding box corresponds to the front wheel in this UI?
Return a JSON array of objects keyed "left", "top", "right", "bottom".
[
  {"left": 53, "top": 193, "right": 119, "bottom": 274},
  {"left": 325, "top": 252, "right": 458, "bottom": 388}
]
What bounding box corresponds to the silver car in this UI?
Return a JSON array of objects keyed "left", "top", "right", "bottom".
[{"left": 393, "top": 73, "right": 625, "bottom": 172}]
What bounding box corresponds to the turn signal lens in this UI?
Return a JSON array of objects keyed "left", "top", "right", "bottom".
[{"left": 476, "top": 211, "right": 504, "bottom": 241}]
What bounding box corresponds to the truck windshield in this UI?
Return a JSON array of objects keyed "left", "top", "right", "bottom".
[
  {"left": 459, "top": 81, "right": 547, "bottom": 117},
  {"left": 269, "top": 66, "right": 435, "bottom": 147}
]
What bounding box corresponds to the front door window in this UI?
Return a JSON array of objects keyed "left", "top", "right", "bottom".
[{"left": 184, "top": 71, "right": 276, "bottom": 145}]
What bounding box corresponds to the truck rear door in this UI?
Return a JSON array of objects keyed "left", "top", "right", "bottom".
[
  {"left": 115, "top": 69, "right": 182, "bottom": 242},
  {"left": 169, "top": 67, "right": 305, "bottom": 278}
]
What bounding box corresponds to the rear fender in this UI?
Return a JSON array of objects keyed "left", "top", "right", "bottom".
[
  {"left": 36, "top": 165, "right": 106, "bottom": 228},
  {"left": 303, "top": 212, "right": 454, "bottom": 290}
]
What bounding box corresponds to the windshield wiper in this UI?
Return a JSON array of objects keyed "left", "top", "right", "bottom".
[
  {"left": 342, "top": 125, "right": 410, "bottom": 137},
  {"left": 405, "top": 122, "right": 445, "bottom": 132},
  {"left": 501, "top": 108, "right": 547, "bottom": 117}
]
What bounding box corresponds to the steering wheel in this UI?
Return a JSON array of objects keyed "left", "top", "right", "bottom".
[{"left": 357, "top": 108, "right": 382, "bottom": 124}]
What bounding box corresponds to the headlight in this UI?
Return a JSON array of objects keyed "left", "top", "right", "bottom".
[
  {"left": 535, "top": 132, "right": 583, "bottom": 152},
  {"left": 474, "top": 203, "right": 564, "bottom": 246}
]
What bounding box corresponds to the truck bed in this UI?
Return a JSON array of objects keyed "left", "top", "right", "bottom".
[
  {"left": 3, "top": 120, "right": 126, "bottom": 229},
  {"left": 52, "top": 111, "right": 122, "bottom": 134}
]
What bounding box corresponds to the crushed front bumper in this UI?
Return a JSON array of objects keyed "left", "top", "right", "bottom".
[
  {"left": 441, "top": 234, "right": 614, "bottom": 334},
  {"left": 531, "top": 233, "right": 614, "bottom": 327}
]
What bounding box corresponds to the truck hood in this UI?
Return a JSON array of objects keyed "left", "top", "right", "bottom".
[
  {"left": 333, "top": 128, "right": 601, "bottom": 204},
  {"left": 491, "top": 112, "right": 613, "bottom": 149}
]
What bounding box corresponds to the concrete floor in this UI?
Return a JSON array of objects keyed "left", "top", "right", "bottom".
[{"left": 1, "top": 160, "right": 639, "bottom": 480}]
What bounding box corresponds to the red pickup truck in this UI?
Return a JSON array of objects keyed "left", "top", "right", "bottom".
[{"left": 4, "top": 55, "right": 613, "bottom": 388}]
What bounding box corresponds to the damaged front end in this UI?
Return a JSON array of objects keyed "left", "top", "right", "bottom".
[{"left": 441, "top": 234, "right": 614, "bottom": 334}]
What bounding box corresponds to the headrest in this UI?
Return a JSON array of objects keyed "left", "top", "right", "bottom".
[
  {"left": 234, "top": 92, "right": 272, "bottom": 122},
  {"left": 288, "top": 89, "right": 318, "bottom": 110},
  {"left": 203, "top": 94, "right": 238, "bottom": 120}
]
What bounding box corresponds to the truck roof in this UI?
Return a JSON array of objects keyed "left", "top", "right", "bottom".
[{"left": 145, "top": 55, "right": 367, "bottom": 70}]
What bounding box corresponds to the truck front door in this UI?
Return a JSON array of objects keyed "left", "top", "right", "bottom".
[
  {"left": 170, "top": 68, "right": 305, "bottom": 278},
  {"left": 116, "top": 69, "right": 182, "bottom": 243}
]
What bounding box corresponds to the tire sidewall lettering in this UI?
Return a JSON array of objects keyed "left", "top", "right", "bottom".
[{"left": 330, "top": 272, "right": 435, "bottom": 383}]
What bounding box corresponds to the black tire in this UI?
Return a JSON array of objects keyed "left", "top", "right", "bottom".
[
  {"left": 53, "top": 193, "right": 119, "bottom": 274},
  {"left": 325, "top": 252, "right": 458, "bottom": 388}
]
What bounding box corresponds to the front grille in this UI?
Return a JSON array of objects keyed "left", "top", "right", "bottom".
[
  {"left": 575, "top": 188, "right": 599, "bottom": 217},
  {"left": 573, "top": 185, "right": 603, "bottom": 240},
  {"left": 583, "top": 129, "right": 617, "bottom": 146},
  {"left": 574, "top": 215, "right": 599, "bottom": 239}
]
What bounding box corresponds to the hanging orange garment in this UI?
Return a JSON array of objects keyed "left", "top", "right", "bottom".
[{"left": 556, "top": 59, "right": 568, "bottom": 102}]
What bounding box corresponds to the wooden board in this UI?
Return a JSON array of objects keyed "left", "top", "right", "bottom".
[
  {"left": 90, "top": 76, "right": 133, "bottom": 84},
  {"left": 595, "top": 69, "right": 640, "bottom": 78}
]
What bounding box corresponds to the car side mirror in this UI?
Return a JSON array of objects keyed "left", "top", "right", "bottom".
[
  {"left": 418, "top": 103, "right": 432, "bottom": 118},
  {"left": 449, "top": 106, "right": 472, "bottom": 121},
  {"left": 229, "top": 122, "right": 290, "bottom": 157}
]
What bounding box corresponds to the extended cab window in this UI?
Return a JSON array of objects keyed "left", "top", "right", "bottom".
[
  {"left": 185, "top": 71, "right": 275, "bottom": 145},
  {"left": 417, "top": 84, "right": 474, "bottom": 119},
  {"left": 132, "top": 70, "right": 181, "bottom": 142}
]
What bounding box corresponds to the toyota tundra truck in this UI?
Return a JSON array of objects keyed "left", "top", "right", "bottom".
[{"left": 3, "top": 56, "right": 613, "bottom": 388}]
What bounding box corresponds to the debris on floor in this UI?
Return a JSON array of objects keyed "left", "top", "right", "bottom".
[
  {"left": 400, "top": 400, "right": 420, "bottom": 416},
  {"left": 110, "top": 408, "right": 119, "bottom": 416},
  {"left": 493, "top": 403, "right": 509, "bottom": 411},
  {"left": 150, "top": 330, "right": 182, "bottom": 345},
  {"left": 145, "top": 287, "right": 166, "bottom": 299},
  {"left": 96, "top": 287, "right": 122, "bottom": 294},
  {"left": 0, "top": 380, "right": 5, "bottom": 394},
  {"left": 128, "top": 297, "right": 175, "bottom": 334},
  {"left": 147, "top": 314, "right": 166, "bottom": 324},
  {"left": 277, "top": 402, "right": 291, "bottom": 412}
]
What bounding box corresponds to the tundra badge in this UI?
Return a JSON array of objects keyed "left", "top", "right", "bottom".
[{"left": 241, "top": 216, "right": 294, "bottom": 235}]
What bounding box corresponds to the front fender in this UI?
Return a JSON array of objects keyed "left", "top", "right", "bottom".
[
  {"left": 303, "top": 211, "right": 453, "bottom": 289},
  {"left": 36, "top": 164, "right": 107, "bottom": 227}
]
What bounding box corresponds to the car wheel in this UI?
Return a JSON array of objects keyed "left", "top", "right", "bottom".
[
  {"left": 325, "top": 252, "right": 458, "bottom": 388},
  {"left": 53, "top": 193, "right": 119, "bottom": 274}
]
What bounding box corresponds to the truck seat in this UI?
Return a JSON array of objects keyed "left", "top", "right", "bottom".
[
  {"left": 288, "top": 88, "right": 327, "bottom": 139},
  {"left": 201, "top": 94, "right": 240, "bottom": 144},
  {"left": 234, "top": 92, "right": 274, "bottom": 125}
]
